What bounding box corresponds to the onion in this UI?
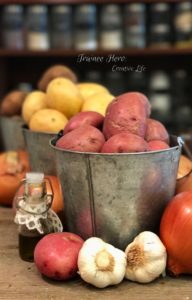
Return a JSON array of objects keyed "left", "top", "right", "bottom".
[
  {"left": 176, "top": 155, "right": 192, "bottom": 194},
  {"left": 177, "top": 155, "right": 192, "bottom": 179},
  {"left": 160, "top": 191, "right": 192, "bottom": 275},
  {"left": 0, "top": 150, "right": 30, "bottom": 206},
  {"left": 176, "top": 172, "right": 192, "bottom": 194}
]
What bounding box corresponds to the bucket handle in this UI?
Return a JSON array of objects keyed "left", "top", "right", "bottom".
[
  {"left": 177, "top": 136, "right": 184, "bottom": 147},
  {"left": 178, "top": 136, "right": 192, "bottom": 161}
]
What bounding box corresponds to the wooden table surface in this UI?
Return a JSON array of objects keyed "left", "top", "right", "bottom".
[{"left": 0, "top": 205, "right": 192, "bottom": 300}]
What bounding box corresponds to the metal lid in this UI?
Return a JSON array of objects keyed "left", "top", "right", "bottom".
[
  {"left": 150, "top": 3, "right": 170, "bottom": 11},
  {"left": 3, "top": 5, "right": 23, "bottom": 13},
  {"left": 175, "top": 2, "right": 192, "bottom": 11},
  {"left": 51, "top": 5, "right": 72, "bottom": 14},
  {"left": 101, "top": 4, "right": 121, "bottom": 13},
  {"left": 125, "top": 3, "right": 145, "bottom": 12},
  {"left": 76, "top": 4, "right": 96, "bottom": 14},
  {"left": 27, "top": 5, "right": 48, "bottom": 14}
]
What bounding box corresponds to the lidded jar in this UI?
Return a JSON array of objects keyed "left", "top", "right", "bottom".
[
  {"left": 174, "top": 2, "right": 192, "bottom": 47},
  {"left": 1, "top": 5, "right": 24, "bottom": 49},
  {"left": 148, "top": 3, "right": 172, "bottom": 47},
  {"left": 26, "top": 5, "right": 50, "bottom": 50},
  {"left": 74, "top": 4, "right": 97, "bottom": 50},
  {"left": 124, "top": 3, "right": 146, "bottom": 48},
  {"left": 50, "top": 5, "right": 73, "bottom": 49},
  {"left": 100, "top": 4, "right": 123, "bottom": 49}
]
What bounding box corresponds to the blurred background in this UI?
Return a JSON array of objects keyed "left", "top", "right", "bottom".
[{"left": 0, "top": 0, "right": 192, "bottom": 137}]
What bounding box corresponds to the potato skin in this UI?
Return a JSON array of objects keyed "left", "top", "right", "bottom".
[
  {"left": 34, "top": 232, "right": 84, "bottom": 281},
  {"left": 63, "top": 111, "right": 104, "bottom": 134},
  {"left": 0, "top": 90, "right": 27, "bottom": 116},
  {"left": 38, "top": 65, "right": 78, "bottom": 92},
  {"left": 118, "top": 92, "right": 151, "bottom": 117},
  {"left": 145, "top": 119, "right": 169, "bottom": 144},
  {"left": 103, "top": 92, "right": 149, "bottom": 140},
  {"left": 101, "top": 133, "right": 148, "bottom": 153},
  {"left": 148, "top": 140, "right": 170, "bottom": 151},
  {"left": 56, "top": 124, "right": 105, "bottom": 153}
]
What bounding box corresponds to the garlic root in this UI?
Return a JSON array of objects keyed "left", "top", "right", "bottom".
[{"left": 95, "top": 249, "right": 115, "bottom": 272}]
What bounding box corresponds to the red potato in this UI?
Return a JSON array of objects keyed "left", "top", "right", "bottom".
[
  {"left": 34, "top": 232, "right": 84, "bottom": 281},
  {"left": 103, "top": 92, "right": 149, "bottom": 140},
  {"left": 63, "top": 111, "right": 104, "bottom": 134},
  {"left": 145, "top": 119, "right": 169, "bottom": 144},
  {"left": 101, "top": 132, "right": 148, "bottom": 153},
  {"left": 117, "top": 92, "right": 151, "bottom": 117},
  {"left": 148, "top": 140, "right": 170, "bottom": 151},
  {"left": 56, "top": 124, "right": 105, "bottom": 153}
]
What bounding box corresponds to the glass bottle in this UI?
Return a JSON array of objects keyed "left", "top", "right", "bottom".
[
  {"left": 174, "top": 2, "right": 192, "bottom": 47},
  {"left": 149, "top": 3, "right": 171, "bottom": 25},
  {"left": 100, "top": 5, "right": 123, "bottom": 50},
  {"left": 149, "top": 70, "right": 171, "bottom": 121},
  {"left": 149, "top": 24, "right": 171, "bottom": 48},
  {"left": 74, "top": 5, "right": 97, "bottom": 50},
  {"left": 50, "top": 5, "right": 73, "bottom": 49},
  {"left": 26, "top": 5, "right": 50, "bottom": 50},
  {"left": 1, "top": 5, "right": 24, "bottom": 49},
  {"left": 124, "top": 4, "right": 146, "bottom": 48},
  {"left": 148, "top": 3, "right": 172, "bottom": 47},
  {"left": 14, "top": 172, "right": 63, "bottom": 262}
]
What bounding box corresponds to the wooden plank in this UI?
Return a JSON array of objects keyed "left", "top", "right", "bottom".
[
  {"left": 0, "top": 47, "right": 192, "bottom": 57},
  {"left": 0, "top": 205, "right": 192, "bottom": 300},
  {"left": 0, "top": 0, "right": 185, "bottom": 4}
]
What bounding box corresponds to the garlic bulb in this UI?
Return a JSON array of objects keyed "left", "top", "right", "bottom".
[
  {"left": 125, "top": 231, "right": 167, "bottom": 283},
  {"left": 78, "top": 237, "right": 127, "bottom": 288}
]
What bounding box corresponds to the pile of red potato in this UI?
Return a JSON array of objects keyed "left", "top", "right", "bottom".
[{"left": 56, "top": 92, "right": 170, "bottom": 153}]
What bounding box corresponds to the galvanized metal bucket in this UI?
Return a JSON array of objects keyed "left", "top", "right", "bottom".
[
  {"left": 22, "top": 126, "right": 56, "bottom": 175},
  {"left": 0, "top": 116, "right": 26, "bottom": 150},
  {"left": 50, "top": 135, "right": 182, "bottom": 250}
]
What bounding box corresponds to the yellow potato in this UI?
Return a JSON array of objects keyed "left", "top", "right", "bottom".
[
  {"left": 22, "top": 91, "right": 47, "bottom": 124},
  {"left": 38, "top": 65, "right": 78, "bottom": 92},
  {"left": 29, "top": 108, "right": 68, "bottom": 133},
  {"left": 81, "top": 92, "right": 115, "bottom": 116},
  {"left": 77, "top": 82, "right": 110, "bottom": 101},
  {"left": 46, "top": 77, "right": 83, "bottom": 119}
]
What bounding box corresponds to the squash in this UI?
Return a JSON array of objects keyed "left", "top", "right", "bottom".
[
  {"left": 0, "top": 150, "right": 30, "bottom": 206},
  {"left": 46, "top": 175, "right": 64, "bottom": 214}
]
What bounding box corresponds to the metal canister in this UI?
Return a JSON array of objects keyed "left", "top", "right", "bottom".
[
  {"left": 124, "top": 4, "right": 146, "bottom": 48},
  {"left": 50, "top": 5, "right": 73, "bottom": 49},
  {"left": 74, "top": 5, "right": 97, "bottom": 50},
  {"left": 1, "top": 5, "right": 24, "bottom": 49},
  {"left": 149, "top": 70, "right": 172, "bottom": 120},
  {"left": 148, "top": 3, "right": 171, "bottom": 47},
  {"left": 100, "top": 5, "right": 123, "bottom": 50},
  {"left": 26, "top": 5, "right": 50, "bottom": 50},
  {"left": 174, "top": 2, "right": 192, "bottom": 47}
]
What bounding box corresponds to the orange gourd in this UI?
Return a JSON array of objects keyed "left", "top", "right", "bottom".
[
  {"left": 0, "top": 150, "right": 30, "bottom": 206},
  {"left": 46, "top": 175, "right": 64, "bottom": 214}
]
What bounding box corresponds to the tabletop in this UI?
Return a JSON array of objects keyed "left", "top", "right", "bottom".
[{"left": 0, "top": 205, "right": 191, "bottom": 300}]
